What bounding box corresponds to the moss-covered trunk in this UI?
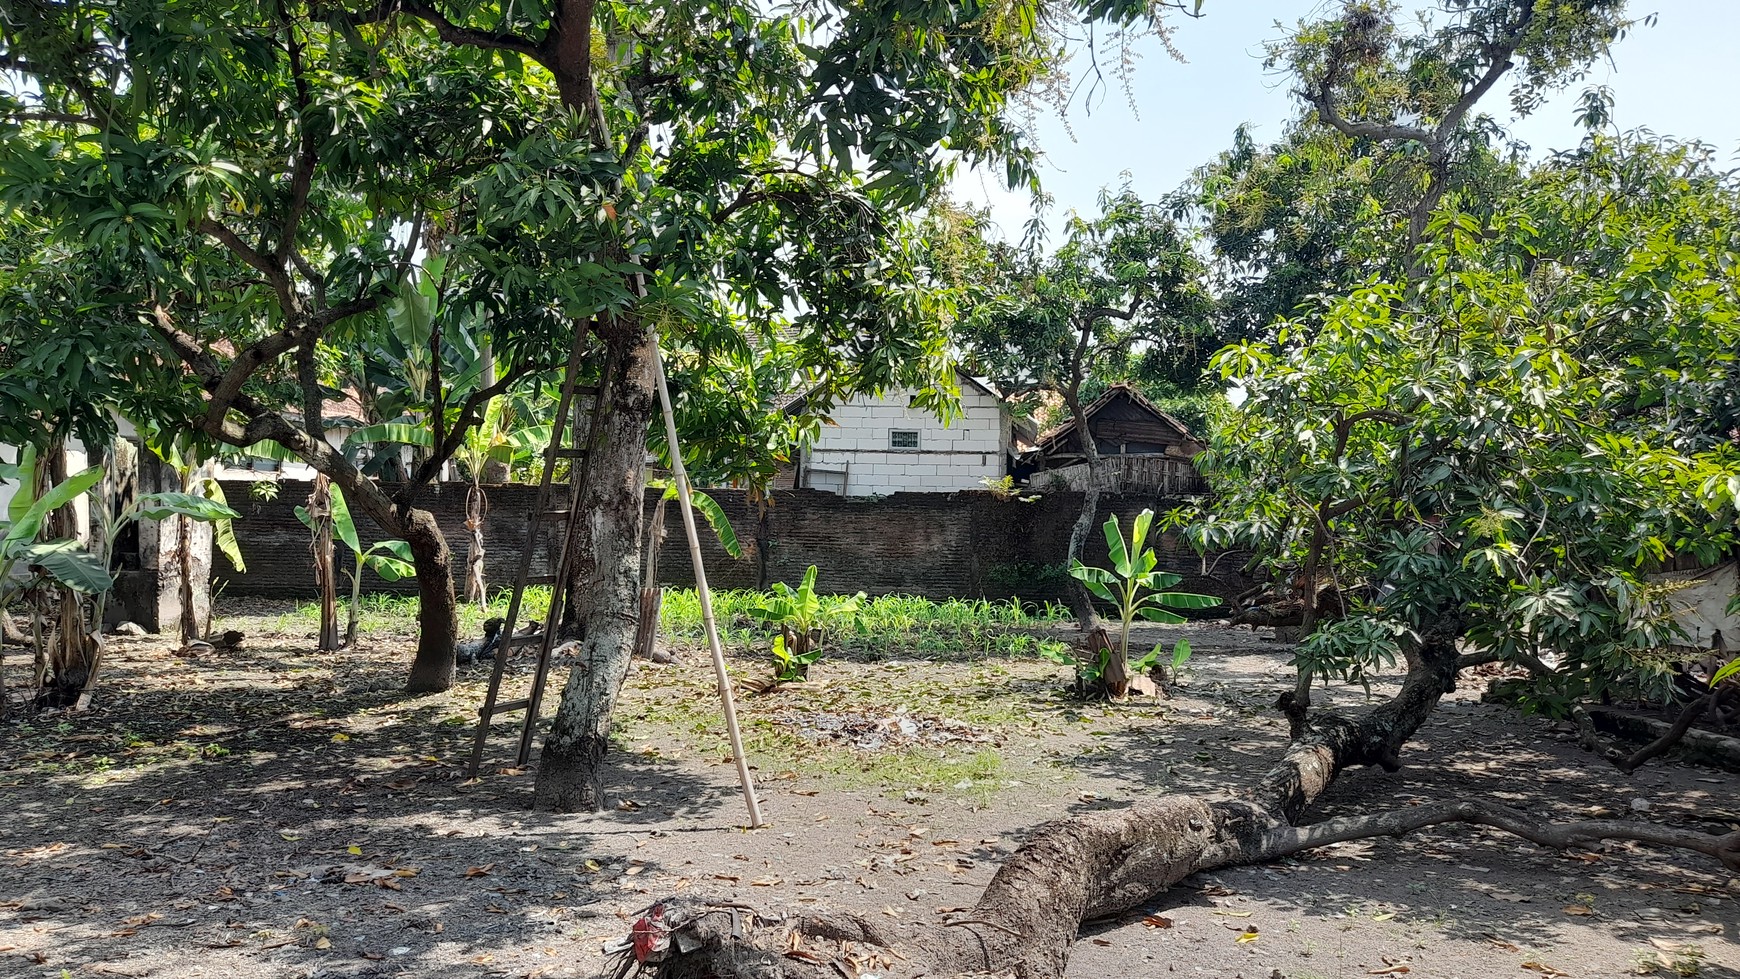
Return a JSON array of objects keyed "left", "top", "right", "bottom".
[{"left": 534, "top": 316, "right": 658, "bottom": 812}]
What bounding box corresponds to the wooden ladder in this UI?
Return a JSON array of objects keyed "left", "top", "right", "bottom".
[{"left": 465, "top": 325, "right": 613, "bottom": 777}]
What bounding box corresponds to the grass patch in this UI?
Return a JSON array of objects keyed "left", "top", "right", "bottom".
[
  {"left": 243, "top": 588, "right": 1073, "bottom": 662},
  {"left": 615, "top": 656, "right": 1064, "bottom": 806},
  {"left": 251, "top": 587, "right": 553, "bottom": 638},
  {"left": 661, "top": 590, "right": 1073, "bottom": 660},
  {"left": 814, "top": 747, "right": 1006, "bottom": 808}
]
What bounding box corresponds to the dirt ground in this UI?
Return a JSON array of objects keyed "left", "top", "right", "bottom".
[{"left": 2, "top": 601, "right": 1736, "bottom": 979}]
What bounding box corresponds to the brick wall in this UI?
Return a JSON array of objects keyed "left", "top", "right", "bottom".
[{"left": 213, "top": 480, "right": 1249, "bottom": 604}]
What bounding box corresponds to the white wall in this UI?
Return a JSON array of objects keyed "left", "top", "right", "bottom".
[
  {"left": 802, "top": 381, "right": 1007, "bottom": 496},
  {"left": 0, "top": 438, "right": 93, "bottom": 539}
]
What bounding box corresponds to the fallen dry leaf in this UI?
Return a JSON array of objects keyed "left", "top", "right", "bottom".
[
  {"left": 1235, "top": 926, "right": 1259, "bottom": 944},
  {"left": 1369, "top": 966, "right": 1410, "bottom": 975},
  {"left": 1562, "top": 905, "right": 1592, "bottom": 916},
  {"left": 1486, "top": 936, "right": 1521, "bottom": 952},
  {"left": 466, "top": 864, "right": 495, "bottom": 878},
  {"left": 1521, "top": 962, "right": 1569, "bottom": 977},
  {"left": 750, "top": 876, "right": 783, "bottom": 887},
  {"left": 1142, "top": 915, "right": 1174, "bottom": 929}
]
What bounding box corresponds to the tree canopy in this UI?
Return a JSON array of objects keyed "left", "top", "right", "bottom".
[{"left": 1198, "top": 132, "right": 1740, "bottom": 711}]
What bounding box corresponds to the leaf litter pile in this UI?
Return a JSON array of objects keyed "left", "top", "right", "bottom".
[{"left": 1, "top": 599, "right": 1736, "bottom": 978}]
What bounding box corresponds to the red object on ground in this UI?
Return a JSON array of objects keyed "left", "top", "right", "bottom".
[{"left": 631, "top": 903, "right": 669, "bottom": 963}]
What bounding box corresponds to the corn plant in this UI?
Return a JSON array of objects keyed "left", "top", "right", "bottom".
[{"left": 1067, "top": 509, "right": 1219, "bottom": 694}]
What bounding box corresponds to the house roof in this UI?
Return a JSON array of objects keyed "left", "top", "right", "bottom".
[
  {"left": 1034, "top": 382, "right": 1201, "bottom": 453},
  {"left": 777, "top": 367, "right": 1001, "bottom": 415}
]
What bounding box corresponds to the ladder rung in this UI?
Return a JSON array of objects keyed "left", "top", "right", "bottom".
[
  {"left": 531, "top": 509, "right": 573, "bottom": 521},
  {"left": 484, "top": 697, "right": 529, "bottom": 717},
  {"left": 568, "top": 385, "right": 599, "bottom": 398},
  {"left": 521, "top": 573, "right": 559, "bottom": 585},
  {"left": 551, "top": 447, "right": 590, "bottom": 459}
]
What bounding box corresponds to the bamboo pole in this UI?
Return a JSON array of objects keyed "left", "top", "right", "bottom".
[{"left": 651, "top": 347, "right": 766, "bottom": 829}]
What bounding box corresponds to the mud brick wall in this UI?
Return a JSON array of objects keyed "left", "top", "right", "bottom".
[{"left": 213, "top": 481, "right": 1248, "bottom": 604}]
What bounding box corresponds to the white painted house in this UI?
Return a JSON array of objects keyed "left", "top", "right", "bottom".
[{"left": 778, "top": 370, "right": 1011, "bottom": 496}]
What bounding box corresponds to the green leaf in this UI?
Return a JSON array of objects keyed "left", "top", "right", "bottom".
[
  {"left": 1136, "top": 606, "right": 1185, "bottom": 624},
  {"left": 1150, "top": 591, "right": 1220, "bottom": 610},
  {"left": 1102, "top": 515, "right": 1130, "bottom": 577},
  {"left": 373, "top": 539, "right": 414, "bottom": 564},
  {"left": 1714, "top": 656, "right": 1740, "bottom": 687},
  {"left": 343, "top": 423, "right": 433, "bottom": 450},
  {"left": 18, "top": 538, "right": 114, "bottom": 593},
  {"left": 3, "top": 466, "right": 103, "bottom": 550},
  {"left": 1170, "top": 638, "right": 1193, "bottom": 671},
  {"left": 365, "top": 554, "right": 416, "bottom": 581},
  {"left": 663, "top": 484, "right": 742, "bottom": 560},
  {"left": 240, "top": 440, "right": 301, "bottom": 463},
  {"left": 5, "top": 444, "right": 38, "bottom": 522},
  {"left": 134, "top": 492, "right": 241, "bottom": 523},
  {"left": 329, "top": 485, "right": 361, "bottom": 555},
  {"left": 201, "top": 479, "right": 246, "bottom": 573},
  {"left": 1130, "top": 508, "right": 1154, "bottom": 558}
]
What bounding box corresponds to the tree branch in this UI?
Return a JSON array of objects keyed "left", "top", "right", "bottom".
[
  {"left": 399, "top": 358, "right": 539, "bottom": 500},
  {"left": 7, "top": 110, "right": 100, "bottom": 126},
  {"left": 1269, "top": 799, "right": 1740, "bottom": 871},
  {"left": 197, "top": 217, "right": 294, "bottom": 306},
  {"left": 312, "top": 294, "right": 383, "bottom": 328},
  {"left": 319, "top": 0, "right": 544, "bottom": 58},
  {"left": 276, "top": 4, "right": 319, "bottom": 264},
  {"left": 297, "top": 342, "right": 324, "bottom": 439},
  {"left": 1082, "top": 305, "right": 1137, "bottom": 323},
  {"left": 1431, "top": 2, "right": 1536, "bottom": 145},
  {"left": 1615, "top": 694, "right": 1716, "bottom": 773}
]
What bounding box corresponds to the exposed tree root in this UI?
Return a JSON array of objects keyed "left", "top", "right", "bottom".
[{"left": 637, "top": 621, "right": 1739, "bottom": 979}]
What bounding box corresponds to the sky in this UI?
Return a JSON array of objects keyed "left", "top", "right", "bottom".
[{"left": 951, "top": 1, "right": 1740, "bottom": 243}]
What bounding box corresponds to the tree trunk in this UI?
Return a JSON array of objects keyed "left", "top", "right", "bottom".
[
  {"left": 308, "top": 476, "right": 340, "bottom": 652},
  {"left": 41, "top": 440, "right": 97, "bottom": 702},
  {"left": 402, "top": 507, "right": 459, "bottom": 692},
  {"left": 464, "top": 481, "right": 488, "bottom": 606},
  {"left": 635, "top": 494, "right": 668, "bottom": 661},
  {"left": 535, "top": 317, "right": 658, "bottom": 812},
  {"left": 1062, "top": 391, "right": 1102, "bottom": 632},
  {"left": 635, "top": 614, "right": 1740, "bottom": 979}
]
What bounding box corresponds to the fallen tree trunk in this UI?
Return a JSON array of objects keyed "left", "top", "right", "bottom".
[
  {"left": 1587, "top": 704, "right": 1740, "bottom": 773},
  {"left": 641, "top": 619, "right": 1740, "bottom": 979}
]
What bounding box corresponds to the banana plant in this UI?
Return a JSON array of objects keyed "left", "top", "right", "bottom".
[
  {"left": 296, "top": 483, "right": 415, "bottom": 648},
  {"left": 0, "top": 454, "right": 109, "bottom": 595},
  {"left": 646, "top": 478, "right": 742, "bottom": 560},
  {"left": 747, "top": 565, "right": 865, "bottom": 682},
  {"left": 1068, "top": 509, "right": 1219, "bottom": 697},
  {"left": 3, "top": 444, "right": 242, "bottom": 708}
]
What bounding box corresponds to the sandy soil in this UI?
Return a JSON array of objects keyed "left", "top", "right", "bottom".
[{"left": 1, "top": 602, "right": 1736, "bottom": 979}]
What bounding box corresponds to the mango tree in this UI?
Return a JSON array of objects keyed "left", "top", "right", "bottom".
[
  {"left": 947, "top": 188, "right": 1214, "bottom": 628},
  {"left": 0, "top": 0, "right": 1100, "bottom": 803}
]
